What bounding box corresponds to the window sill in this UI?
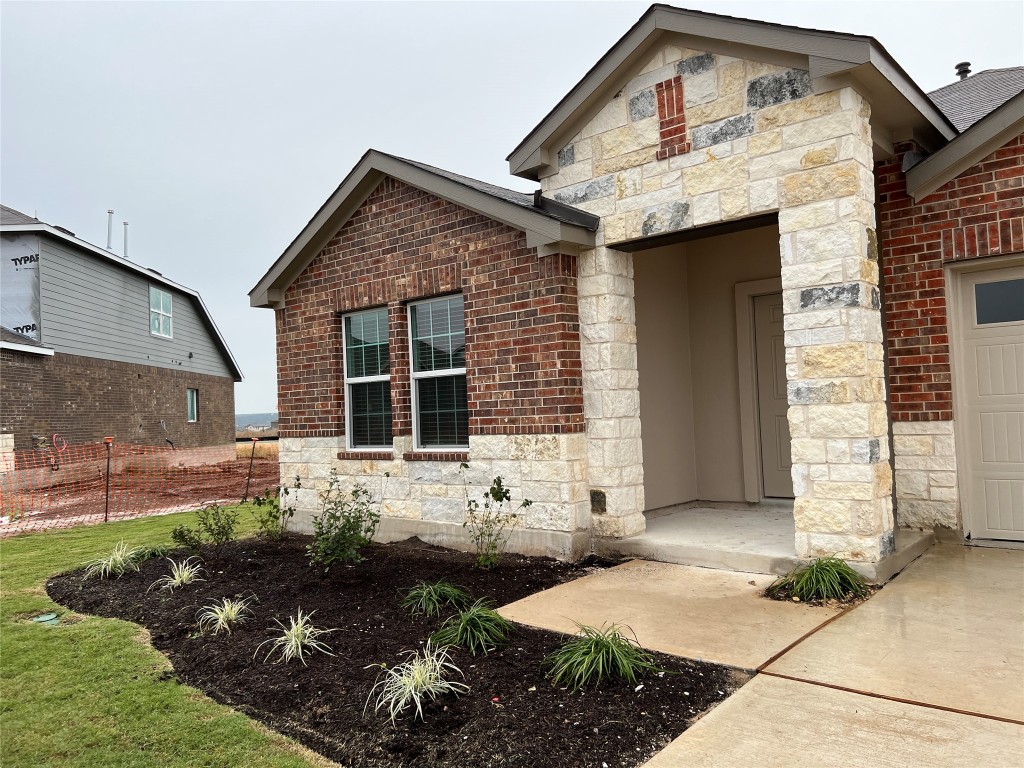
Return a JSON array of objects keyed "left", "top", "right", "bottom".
[
  {"left": 403, "top": 451, "right": 469, "bottom": 462},
  {"left": 337, "top": 451, "right": 394, "bottom": 461}
]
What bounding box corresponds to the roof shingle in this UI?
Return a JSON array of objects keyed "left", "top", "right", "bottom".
[{"left": 929, "top": 67, "right": 1024, "bottom": 131}]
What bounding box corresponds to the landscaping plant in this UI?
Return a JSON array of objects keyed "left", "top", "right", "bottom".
[
  {"left": 170, "top": 503, "right": 239, "bottom": 558},
  {"left": 251, "top": 477, "right": 300, "bottom": 541},
  {"left": 430, "top": 598, "right": 514, "bottom": 655},
  {"left": 400, "top": 581, "right": 472, "bottom": 617},
  {"left": 366, "top": 641, "right": 469, "bottom": 724},
  {"left": 82, "top": 540, "right": 146, "bottom": 579},
  {"left": 197, "top": 596, "right": 256, "bottom": 635},
  {"left": 546, "top": 623, "right": 663, "bottom": 691},
  {"left": 765, "top": 556, "right": 868, "bottom": 602},
  {"left": 256, "top": 608, "right": 335, "bottom": 665},
  {"left": 461, "top": 468, "right": 532, "bottom": 569},
  {"left": 306, "top": 469, "right": 386, "bottom": 571},
  {"left": 148, "top": 557, "right": 206, "bottom": 592}
]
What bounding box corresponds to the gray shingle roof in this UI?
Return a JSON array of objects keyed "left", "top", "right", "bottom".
[
  {"left": 929, "top": 67, "right": 1024, "bottom": 132},
  {"left": 1, "top": 205, "right": 42, "bottom": 226}
]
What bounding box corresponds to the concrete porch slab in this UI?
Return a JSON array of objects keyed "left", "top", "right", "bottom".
[
  {"left": 641, "top": 674, "right": 1024, "bottom": 768},
  {"left": 766, "top": 543, "right": 1024, "bottom": 722},
  {"left": 593, "top": 505, "right": 935, "bottom": 582},
  {"left": 498, "top": 559, "right": 841, "bottom": 670}
]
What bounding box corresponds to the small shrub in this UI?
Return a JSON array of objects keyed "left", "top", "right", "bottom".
[
  {"left": 256, "top": 609, "right": 335, "bottom": 665},
  {"left": 306, "top": 469, "right": 386, "bottom": 572},
  {"left": 197, "top": 596, "right": 256, "bottom": 635},
  {"left": 83, "top": 540, "right": 145, "bottom": 579},
  {"left": 366, "top": 641, "right": 469, "bottom": 724},
  {"left": 171, "top": 504, "right": 239, "bottom": 558},
  {"left": 148, "top": 557, "right": 205, "bottom": 592},
  {"left": 765, "top": 556, "right": 867, "bottom": 602},
  {"left": 546, "top": 623, "right": 662, "bottom": 691},
  {"left": 135, "top": 544, "right": 170, "bottom": 562},
  {"left": 251, "top": 477, "right": 301, "bottom": 541},
  {"left": 401, "top": 581, "right": 472, "bottom": 617},
  {"left": 461, "top": 468, "right": 532, "bottom": 569},
  {"left": 430, "top": 598, "right": 514, "bottom": 655}
]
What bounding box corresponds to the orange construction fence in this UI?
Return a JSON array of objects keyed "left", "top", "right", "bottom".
[{"left": 0, "top": 439, "right": 280, "bottom": 536}]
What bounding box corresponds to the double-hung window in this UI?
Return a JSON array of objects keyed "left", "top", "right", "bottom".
[
  {"left": 150, "top": 286, "right": 173, "bottom": 338},
  {"left": 343, "top": 308, "right": 392, "bottom": 449},
  {"left": 410, "top": 295, "right": 468, "bottom": 449}
]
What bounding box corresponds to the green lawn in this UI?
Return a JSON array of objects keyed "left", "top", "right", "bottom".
[{"left": 0, "top": 510, "right": 328, "bottom": 767}]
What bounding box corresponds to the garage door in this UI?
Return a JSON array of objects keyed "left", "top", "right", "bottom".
[{"left": 958, "top": 264, "right": 1024, "bottom": 542}]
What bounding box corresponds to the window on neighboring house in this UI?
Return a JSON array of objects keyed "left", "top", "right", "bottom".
[
  {"left": 150, "top": 286, "right": 173, "bottom": 338},
  {"left": 343, "top": 308, "right": 393, "bottom": 449},
  {"left": 410, "top": 295, "right": 467, "bottom": 449},
  {"left": 186, "top": 388, "right": 198, "bottom": 422}
]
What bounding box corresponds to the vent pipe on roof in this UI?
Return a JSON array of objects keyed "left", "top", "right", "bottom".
[
  {"left": 106, "top": 210, "right": 114, "bottom": 250},
  {"left": 123, "top": 221, "right": 129, "bottom": 259},
  {"left": 955, "top": 62, "right": 971, "bottom": 80}
]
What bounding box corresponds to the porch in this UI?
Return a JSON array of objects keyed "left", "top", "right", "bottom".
[{"left": 594, "top": 503, "right": 935, "bottom": 583}]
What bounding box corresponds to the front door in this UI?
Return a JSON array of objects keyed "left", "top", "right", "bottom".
[
  {"left": 753, "top": 293, "right": 793, "bottom": 498},
  {"left": 957, "top": 264, "right": 1024, "bottom": 542}
]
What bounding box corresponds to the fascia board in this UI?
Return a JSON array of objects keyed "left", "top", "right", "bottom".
[{"left": 0, "top": 341, "right": 54, "bottom": 356}]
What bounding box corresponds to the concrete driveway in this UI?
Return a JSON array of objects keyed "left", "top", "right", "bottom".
[{"left": 500, "top": 542, "right": 1024, "bottom": 767}]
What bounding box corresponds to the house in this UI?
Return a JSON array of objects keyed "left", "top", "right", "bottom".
[
  {"left": 1, "top": 204, "right": 242, "bottom": 453},
  {"left": 250, "top": 5, "right": 1023, "bottom": 571}
]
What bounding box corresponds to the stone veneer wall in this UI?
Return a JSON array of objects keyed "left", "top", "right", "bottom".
[
  {"left": 275, "top": 178, "right": 590, "bottom": 558},
  {"left": 542, "top": 42, "right": 894, "bottom": 560},
  {"left": 876, "top": 135, "right": 1024, "bottom": 530}
]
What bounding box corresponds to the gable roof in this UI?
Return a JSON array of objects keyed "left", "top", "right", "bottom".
[
  {"left": 928, "top": 67, "right": 1024, "bottom": 132},
  {"left": 1, "top": 205, "right": 243, "bottom": 380},
  {"left": 507, "top": 4, "right": 957, "bottom": 180},
  {"left": 907, "top": 91, "right": 1024, "bottom": 202},
  {"left": 249, "top": 150, "right": 598, "bottom": 308}
]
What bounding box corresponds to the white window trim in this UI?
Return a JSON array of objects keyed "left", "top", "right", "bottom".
[
  {"left": 186, "top": 388, "right": 198, "bottom": 423},
  {"left": 150, "top": 286, "right": 173, "bottom": 339},
  {"left": 408, "top": 296, "right": 468, "bottom": 452},
  {"left": 343, "top": 308, "right": 392, "bottom": 451}
]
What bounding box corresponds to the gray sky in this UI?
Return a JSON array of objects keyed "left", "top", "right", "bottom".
[{"left": 3, "top": 1, "right": 1021, "bottom": 413}]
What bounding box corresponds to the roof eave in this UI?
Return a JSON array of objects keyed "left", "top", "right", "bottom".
[
  {"left": 507, "top": 5, "right": 956, "bottom": 179},
  {"left": 907, "top": 92, "right": 1024, "bottom": 202},
  {"left": 249, "top": 150, "right": 597, "bottom": 309}
]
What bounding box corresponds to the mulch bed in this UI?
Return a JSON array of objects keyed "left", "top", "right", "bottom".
[{"left": 48, "top": 537, "right": 750, "bottom": 768}]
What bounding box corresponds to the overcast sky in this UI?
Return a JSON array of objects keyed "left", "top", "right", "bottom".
[{"left": 2, "top": 1, "right": 1021, "bottom": 413}]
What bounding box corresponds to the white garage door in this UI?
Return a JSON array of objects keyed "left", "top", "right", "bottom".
[{"left": 958, "top": 264, "right": 1024, "bottom": 542}]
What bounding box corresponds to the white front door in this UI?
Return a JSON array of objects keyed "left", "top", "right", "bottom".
[
  {"left": 957, "top": 264, "right": 1024, "bottom": 542},
  {"left": 754, "top": 293, "right": 793, "bottom": 498}
]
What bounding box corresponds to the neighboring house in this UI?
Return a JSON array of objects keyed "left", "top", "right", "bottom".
[
  {"left": 251, "top": 5, "right": 1023, "bottom": 567},
  {"left": 1, "top": 205, "right": 242, "bottom": 451}
]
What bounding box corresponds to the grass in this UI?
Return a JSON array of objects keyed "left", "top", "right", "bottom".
[
  {"left": 366, "top": 641, "right": 469, "bottom": 724},
  {"left": 0, "top": 507, "right": 323, "bottom": 767},
  {"left": 235, "top": 440, "right": 280, "bottom": 460},
  {"left": 256, "top": 609, "right": 335, "bottom": 665},
  {"left": 765, "top": 556, "right": 868, "bottom": 602},
  {"left": 546, "top": 623, "right": 663, "bottom": 691},
  {"left": 400, "top": 581, "right": 472, "bottom": 617},
  {"left": 429, "top": 598, "right": 514, "bottom": 656}
]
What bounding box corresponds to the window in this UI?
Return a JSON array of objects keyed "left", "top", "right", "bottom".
[
  {"left": 186, "top": 389, "right": 198, "bottom": 422},
  {"left": 975, "top": 278, "right": 1024, "bottom": 325},
  {"left": 150, "top": 286, "right": 173, "bottom": 338},
  {"left": 343, "top": 308, "right": 392, "bottom": 449},
  {"left": 410, "top": 295, "right": 468, "bottom": 449}
]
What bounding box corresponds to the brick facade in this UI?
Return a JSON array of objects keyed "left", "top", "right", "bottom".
[
  {"left": 0, "top": 349, "right": 234, "bottom": 450},
  {"left": 275, "top": 177, "right": 585, "bottom": 445},
  {"left": 876, "top": 133, "right": 1024, "bottom": 422}
]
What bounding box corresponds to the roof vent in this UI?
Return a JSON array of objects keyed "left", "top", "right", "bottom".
[{"left": 955, "top": 61, "right": 971, "bottom": 80}]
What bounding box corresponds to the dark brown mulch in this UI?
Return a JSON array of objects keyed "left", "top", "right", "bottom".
[{"left": 48, "top": 537, "right": 750, "bottom": 768}]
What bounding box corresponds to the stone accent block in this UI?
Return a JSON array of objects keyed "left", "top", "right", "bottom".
[
  {"left": 553, "top": 175, "right": 616, "bottom": 205},
  {"left": 690, "top": 113, "right": 755, "bottom": 150},
  {"left": 629, "top": 89, "right": 657, "bottom": 121},
  {"left": 892, "top": 420, "right": 959, "bottom": 530},
  {"left": 747, "top": 69, "right": 813, "bottom": 109}
]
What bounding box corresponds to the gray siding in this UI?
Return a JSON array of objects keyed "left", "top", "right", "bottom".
[{"left": 38, "top": 236, "right": 233, "bottom": 379}]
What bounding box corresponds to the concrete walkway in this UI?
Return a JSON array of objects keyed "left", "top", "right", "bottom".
[{"left": 499, "top": 542, "right": 1024, "bottom": 766}]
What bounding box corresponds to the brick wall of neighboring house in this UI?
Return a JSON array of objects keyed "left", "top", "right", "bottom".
[
  {"left": 875, "top": 133, "right": 1024, "bottom": 422},
  {"left": 0, "top": 349, "right": 235, "bottom": 450},
  {"left": 275, "top": 176, "right": 585, "bottom": 443}
]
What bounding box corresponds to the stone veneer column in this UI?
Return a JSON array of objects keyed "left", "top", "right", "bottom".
[
  {"left": 577, "top": 246, "right": 646, "bottom": 537},
  {"left": 779, "top": 89, "right": 894, "bottom": 561}
]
